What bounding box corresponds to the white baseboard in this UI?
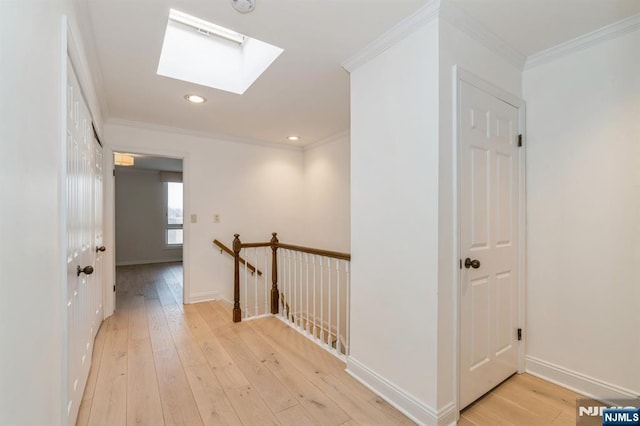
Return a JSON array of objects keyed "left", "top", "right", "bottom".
[
  {"left": 216, "top": 296, "right": 234, "bottom": 308},
  {"left": 346, "top": 357, "right": 445, "bottom": 425},
  {"left": 186, "top": 291, "right": 218, "bottom": 304},
  {"left": 526, "top": 355, "right": 639, "bottom": 401},
  {"left": 116, "top": 258, "right": 183, "bottom": 266}
]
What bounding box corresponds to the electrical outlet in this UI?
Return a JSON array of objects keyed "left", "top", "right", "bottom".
[{"left": 214, "top": 213, "right": 220, "bottom": 223}]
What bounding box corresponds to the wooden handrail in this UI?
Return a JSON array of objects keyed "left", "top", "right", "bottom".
[
  {"left": 213, "top": 239, "right": 263, "bottom": 276},
  {"left": 228, "top": 232, "right": 351, "bottom": 323},
  {"left": 241, "top": 242, "right": 271, "bottom": 248},
  {"left": 277, "top": 243, "right": 351, "bottom": 261}
]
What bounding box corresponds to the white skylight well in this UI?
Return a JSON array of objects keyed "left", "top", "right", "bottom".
[{"left": 157, "top": 9, "right": 284, "bottom": 95}]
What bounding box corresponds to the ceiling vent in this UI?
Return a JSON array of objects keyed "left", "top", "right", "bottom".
[{"left": 231, "top": 0, "right": 255, "bottom": 14}]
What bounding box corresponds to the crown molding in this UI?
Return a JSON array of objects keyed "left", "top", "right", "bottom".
[
  {"left": 439, "top": 1, "right": 526, "bottom": 70},
  {"left": 342, "top": 0, "right": 441, "bottom": 72},
  {"left": 341, "top": 0, "right": 526, "bottom": 73},
  {"left": 526, "top": 13, "right": 640, "bottom": 70},
  {"left": 106, "top": 118, "right": 304, "bottom": 152},
  {"left": 303, "top": 129, "right": 349, "bottom": 152}
]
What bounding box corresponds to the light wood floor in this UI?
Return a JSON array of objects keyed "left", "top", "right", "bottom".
[{"left": 78, "top": 263, "right": 582, "bottom": 426}]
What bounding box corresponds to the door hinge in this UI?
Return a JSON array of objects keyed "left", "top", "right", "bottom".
[
  {"left": 113, "top": 285, "right": 116, "bottom": 292},
  {"left": 459, "top": 259, "right": 462, "bottom": 269},
  {"left": 517, "top": 134, "right": 523, "bottom": 147},
  {"left": 113, "top": 169, "right": 116, "bottom": 177},
  {"left": 517, "top": 328, "right": 522, "bottom": 341}
]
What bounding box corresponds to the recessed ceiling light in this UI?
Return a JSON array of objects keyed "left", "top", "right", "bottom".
[
  {"left": 287, "top": 135, "right": 300, "bottom": 141},
  {"left": 185, "top": 94, "right": 206, "bottom": 104}
]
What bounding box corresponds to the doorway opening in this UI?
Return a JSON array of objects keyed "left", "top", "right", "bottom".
[{"left": 113, "top": 152, "right": 184, "bottom": 304}]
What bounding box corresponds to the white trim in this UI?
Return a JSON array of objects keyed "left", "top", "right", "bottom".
[
  {"left": 216, "top": 295, "right": 234, "bottom": 308},
  {"left": 440, "top": 2, "right": 526, "bottom": 70},
  {"left": 526, "top": 356, "right": 640, "bottom": 401},
  {"left": 303, "top": 129, "right": 349, "bottom": 151},
  {"left": 453, "top": 66, "right": 527, "bottom": 416},
  {"left": 341, "top": 0, "right": 441, "bottom": 72},
  {"left": 107, "top": 118, "right": 304, "bottom": 152},
  {"left": 526, "top": 13, "right": 640, "bottom": 69},
  {"left": 115, "top": 259, "right": 183, "bottom": 267},
  {"left": 60, "top": 16, "right": 70, "bottom": 426},
  {"left": 346, "top": 357, "right": 438, "bottom": 425},
  {"left": 65, "top": 13, "right": 106, "bottom": 137},
  {"left": 342, "top": 0, "right": 527, "bottom": 73},
  {"left": 187, "top": 291, "right": 219, "bottom": 304}
]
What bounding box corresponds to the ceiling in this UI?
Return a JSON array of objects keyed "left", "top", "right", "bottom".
[{"left": 84, "top": 0, "right": 640, "bottom": 147}]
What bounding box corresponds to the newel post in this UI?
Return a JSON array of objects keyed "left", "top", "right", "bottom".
[
  {"left": 232, "top": 234, "right": 242, "bottom": 322},
  {"left": 270, "top": 232, "right": 279, "bottom": 314}
]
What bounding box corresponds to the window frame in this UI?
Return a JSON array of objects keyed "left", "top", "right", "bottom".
[{"left": 164, "top": 181, "right": 183, "bottom": 248}]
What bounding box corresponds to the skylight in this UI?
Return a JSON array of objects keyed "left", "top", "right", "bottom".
[{"left": 157, "top": 9, "right": 283, "bottom": 95}]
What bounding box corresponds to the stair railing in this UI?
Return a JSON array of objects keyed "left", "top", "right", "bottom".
[{"left": 220, "top": 232, "right": 351, "bottom": 359}]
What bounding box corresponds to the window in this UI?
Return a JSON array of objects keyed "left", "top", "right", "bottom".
[{"left": 166, "top": 182, "right": 183, "bottom": 245}]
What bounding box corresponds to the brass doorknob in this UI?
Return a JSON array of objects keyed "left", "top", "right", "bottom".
[
  {"left": 96, "top": 245, "right": 106, "bottom": 253},
  {"left": 464, "top": 258, "right": 481, "bottom": 269},
  {"left": 77, "top": 265, "right": 94, "bottom": 277}
]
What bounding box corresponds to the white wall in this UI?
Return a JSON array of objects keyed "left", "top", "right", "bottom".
[
  {"left": 0, "top": 0, "right": 102, "bottom": 424},
  {"left": 437, "top": 18, "right": 523, "bottom": 416},
  {"left": 105, "top": 123, "right": 306, "bottom": 304},
  {"left": 302, "top": 133, "right": 351, "bottom": 252},
  {"left": 524, "top": 30, "right": 640, "bottom": 396},
  {"left": 349, "top": 19, "right": 441, "bottom": 422},
  {"left": 115, "top": 168, "right": 183, "bottom": 265}
]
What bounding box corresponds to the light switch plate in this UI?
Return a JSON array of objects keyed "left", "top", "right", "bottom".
[
  {"left": 214, "top": 213, "right": 220, "bottom": 223},
  {"left": 190, "top": 214, "right": 197, "bottom": 223}
]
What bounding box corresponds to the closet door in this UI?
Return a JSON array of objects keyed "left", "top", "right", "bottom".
[{"left": 66, "top": 57, "right": 101, "bottom": 425}]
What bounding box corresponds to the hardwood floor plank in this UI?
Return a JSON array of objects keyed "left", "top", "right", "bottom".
[
  {"left": 161, "top": 298, "right": 242, "bottom": 426},
  {"left": 87, "top": 300, "right": 129, "bottom": 426},
  {"left": 126, "top": 295, "right": 164, "bottom": 426},
  {"left": 152, "top": 347, "right": 204, "bottom": 425},
  {"left": 225, "top": 385, "right": 280, "bottom": 426},
  {"left": 317, "top": 373, "right": 404, "bottom": 425},
  {"left": 250, "top": 317, "right": 344, "bottom": 376},
  {"left": 238, "top": 322, "right": 351, "bottom": 425},
  {"left": 182, "top": 362, "right": 243, "bottom": 426},
  {"left": 145, "top": 293, "right": 204, "bottom": 425},
  {"left": 367, "top": 396, "right": 416, "bottom": 425},
  {"left": 216, "top": 324, "right": 298, "bottom": 413},
  {"left": 276, "top": 404, "right": 319, "bottom": 426}
]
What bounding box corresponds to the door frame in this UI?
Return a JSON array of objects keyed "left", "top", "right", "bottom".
[
  {"left": 104, "top": 144, "right": 190, "bottom": 315},
  {"left": 453, "top": 66, "right": 527, "bottom": 416}
]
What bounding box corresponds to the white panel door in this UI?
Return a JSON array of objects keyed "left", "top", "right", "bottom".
[
  {"left": 459, "top": 80, "right": 520, "bottom": 409},
  {"left": 66, "top": 58, "right": 101, "bottom": 425}
]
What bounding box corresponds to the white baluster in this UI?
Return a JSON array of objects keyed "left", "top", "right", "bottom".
[
  {"left": 312, "top": 255, "right": 317, "bottom": 338},
  {"left": 254, "top": 248, "right": 258, "bottom": 316},
  {"left": 305, "top": 253, "right": 310, "bottom": 334},
  {"left": 298, "top": 251, "right": 303, "bottom": 329},
  {"left": 264, "top": 247, "right": 268, "bottom": 315},
  {"left": 293, "top": 250, "right": 297, "bottom": 326},
  {"left": 328, "top": 257, "right": 332, "bottom": 351},
  {"left": 336, "top": 259, "right": 341, "bottom": 355},
  {"left": 346, "top": 261, "right": 350, "bottom": 356},
  {"left": 320, "top": 256, "right": 324, "bottom": 344},
  {"left": 243, "top": 248, "right": 248, "bottom": 319}
]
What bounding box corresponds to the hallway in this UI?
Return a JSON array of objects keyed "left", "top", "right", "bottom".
[
  {"left": 77, "top": 263, "right": 582, "bottom": 425},
  {"left": 77, "top": 263, "right": 414, "bottom": 425}
]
